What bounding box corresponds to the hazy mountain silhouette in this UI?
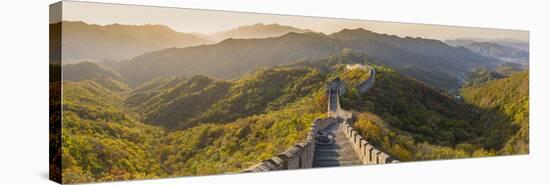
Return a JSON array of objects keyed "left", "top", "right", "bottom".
[
  {"left": 57, "top": 21, "right": 212, "bottom": 63},
  {"left": 445, "top": 39, "right": 529, "bottom": 64},
  {"left": 115, "top": 28, "right": 502, "bottom": 90},
  {"left": 447, "top": 38, "right": 529, "bottom": 52},
  {"left": 192, "top": 23, "right": 311, "bottom": 42}
]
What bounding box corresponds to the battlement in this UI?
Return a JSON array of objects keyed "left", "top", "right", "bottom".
[
  {"left": 243, "top": 117, "right": 339, "bottom": 172},
  {"left": 342, "top": 118, "right": 399, "bottom": 164}
]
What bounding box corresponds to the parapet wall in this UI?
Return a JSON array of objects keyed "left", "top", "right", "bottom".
[
  {"left": 242, "top": 117, "right": 337, "bottom": 172},
  {"left": 341, "top": 118, "right": 399, "bottom": 165},
  {"left": 357, "top": 66, "right": 376, "bottom": 94}
]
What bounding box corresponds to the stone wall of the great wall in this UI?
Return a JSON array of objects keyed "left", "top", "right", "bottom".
[
  {"left": 242, "top": 117, "right": 338, "bottom": 172},
  {"left": 340, "top": 117, "right": 399, "bottom": 164},
  {"left": 357, "top": 65, "right": 376, "bottom": 94}
]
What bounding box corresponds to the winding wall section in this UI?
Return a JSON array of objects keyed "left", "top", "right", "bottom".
[{"left": 243, "top": 65, "right": 397, "bottom": 173}]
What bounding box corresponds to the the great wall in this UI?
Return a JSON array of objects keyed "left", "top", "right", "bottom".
[{"left": 243, "top": 65, "right": 398, "bottom": 173}]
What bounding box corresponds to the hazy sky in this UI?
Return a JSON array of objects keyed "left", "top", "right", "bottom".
[{"left": 60, "top": 1, "right": 529, "bottom": 41}]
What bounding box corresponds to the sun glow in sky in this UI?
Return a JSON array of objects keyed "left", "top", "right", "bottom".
[{"left": 59, "top": 1, "right": 529, "bottom": 42}]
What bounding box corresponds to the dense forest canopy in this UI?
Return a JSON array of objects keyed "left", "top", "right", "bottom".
[
  {"left": 58, "top": 62, "right": 330, "bottom": 183},
  {"left": 341, "top": 66, "right": 528, "bottom": 161},
  {"left": 461, "top": 71, "right": 529, "bottom": 154}
]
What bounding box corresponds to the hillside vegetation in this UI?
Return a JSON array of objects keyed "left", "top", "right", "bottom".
[
  {"left": 60, "top": 64, "right": 328, "bottom": 183},
  {"left": 61, "top": 81, "right": 164, "bottom": 183},
  {"left": 125, "top": 67, "right": 327, "bottom": 129},
  {"left": 343, "top": 66, "right": 528, "bottom": 161},
  {"left": 159, "top": 97, "right": 324, "bottom": 176},
  {"left": 63, "top": 62, "right": 131, "bottom": 92},
  {"left": 461, "top": 71, "right": 529, "bottom": 154},
  {"left": 342, "top": 66, "right": 476, "bottom": 146}
]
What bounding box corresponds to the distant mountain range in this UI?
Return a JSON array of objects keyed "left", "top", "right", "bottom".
[
  {"left": 55, "top": 21, "right": 521, "bottom": 91},
  {"left": 56, "top": 21, "right": 212, "bottom": 63},
  {"left": 114, "top": 28, "right": 502, "bottom": 90},
  {"left": 446, "top": 39, "right": 529, "bottom": 64},
  {"left": 448, "top": 38, "right": 529, "bottom": 51},
  {"left": 55, "top": 22, "right": 313, "bottom": 63},
  {"left": 192, "top": 23, "right": 311, "bottom": 42}
]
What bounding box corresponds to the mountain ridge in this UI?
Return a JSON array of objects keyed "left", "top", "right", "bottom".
[
  {"left": 193, "top": 23, "right": 312, "bottom": 41},
  {"left": 57, "top": 21, "right": 212, "bottom": 63},
  {"left": 114, "top": 29, "right": 503, "bottom": 91}
]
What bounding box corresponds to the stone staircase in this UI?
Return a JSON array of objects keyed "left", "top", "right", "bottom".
[{"left": 313, "top": 122, "right": 361, "bottom": 167}]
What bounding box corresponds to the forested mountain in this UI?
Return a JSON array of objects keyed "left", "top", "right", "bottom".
[
  {"left": 496, "top": 62, "right": 526, "bottom": 75},
  {"left": 125, "top": 67, "right": 327, "bottom": 129},
  {"left": 63, "top": 62, "right": 130, "bottom": 92},
  {"left": 292, "top": 48, "right": 472, "bottom": 91},
  {"left": 340, "top": 66, "right": 528, "bottom": 161},
  {"left": 194, "top": 23, "right": 311, "bottom": 41},
  {"left": 61, "top": 81, "right": 165, "bottom": 183},
  {"left": 445, "top": 39, "right": 529, "bottom": 64},
  {"left": 61, "top": 78, "right": 324, "bottom": 183},
  {"left": 341, "top": 66, "right": 477, "bottom": 146},
  {"left": 463, "top": 69, "right": 506, "bottom": 87},
  {"left": 461, "top": 71, "right": 529, "bottom": 154},
  {"left": 115, "top": 32, "right": 340, "bottom": 86},
  {"left": 114, "top": 28, "right": 502, "bottom": 90},
  {"left": 60, "top": 63, "right": 328, "bottom": 183},
  {"left": 462, "top": 62, "right": 525, "bottom": 86},
  {"left": 57, "top": 21, "right": 211, "bottom": 63},
  {"left": 159, "top": 98, "right": 324, "bottom": 176}
]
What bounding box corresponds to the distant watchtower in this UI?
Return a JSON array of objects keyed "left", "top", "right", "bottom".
[{"left": 345, "top": 63, "right": 367, "bottom": 70}]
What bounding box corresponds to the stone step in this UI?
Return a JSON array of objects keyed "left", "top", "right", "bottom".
[
  {"left": 314, "top": 149, "right": 357, "bottom": 156},
  {"left": 315, "top": 145, "right": 343, "bottom": 150},
  {"left": 314, "top": 154, "right": 361, "bottom": 161},
  {"left": 315, "top": 144, "right": 353, "bottom": 150},
  {"left": 313, "top": 160, "right": 362, "bottom": 167},
  {"left": 312, "top": 122, "right": 362, "bottom": 168},
  {"left": 316, "top": 139, "right": 358, "bottom": 146}
]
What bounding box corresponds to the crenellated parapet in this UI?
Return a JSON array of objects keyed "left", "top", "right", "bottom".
[
  {"left": 242, "top": 117, "right": 338, "bottom": 172},
  {"left": 341, "top": 117, "right": 399, "bottom": 164}
]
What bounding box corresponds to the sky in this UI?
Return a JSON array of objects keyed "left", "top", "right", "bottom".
[{"left": 59, "top": 1, "right": 529, "bottom": 42}]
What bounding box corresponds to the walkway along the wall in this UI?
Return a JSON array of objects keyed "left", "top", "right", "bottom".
[
  {"left": 242, "top": 118, "right": 337, "bottom": 172},
  {"left": 243, "top": 65, "right": 397, "bottom": 172}
]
